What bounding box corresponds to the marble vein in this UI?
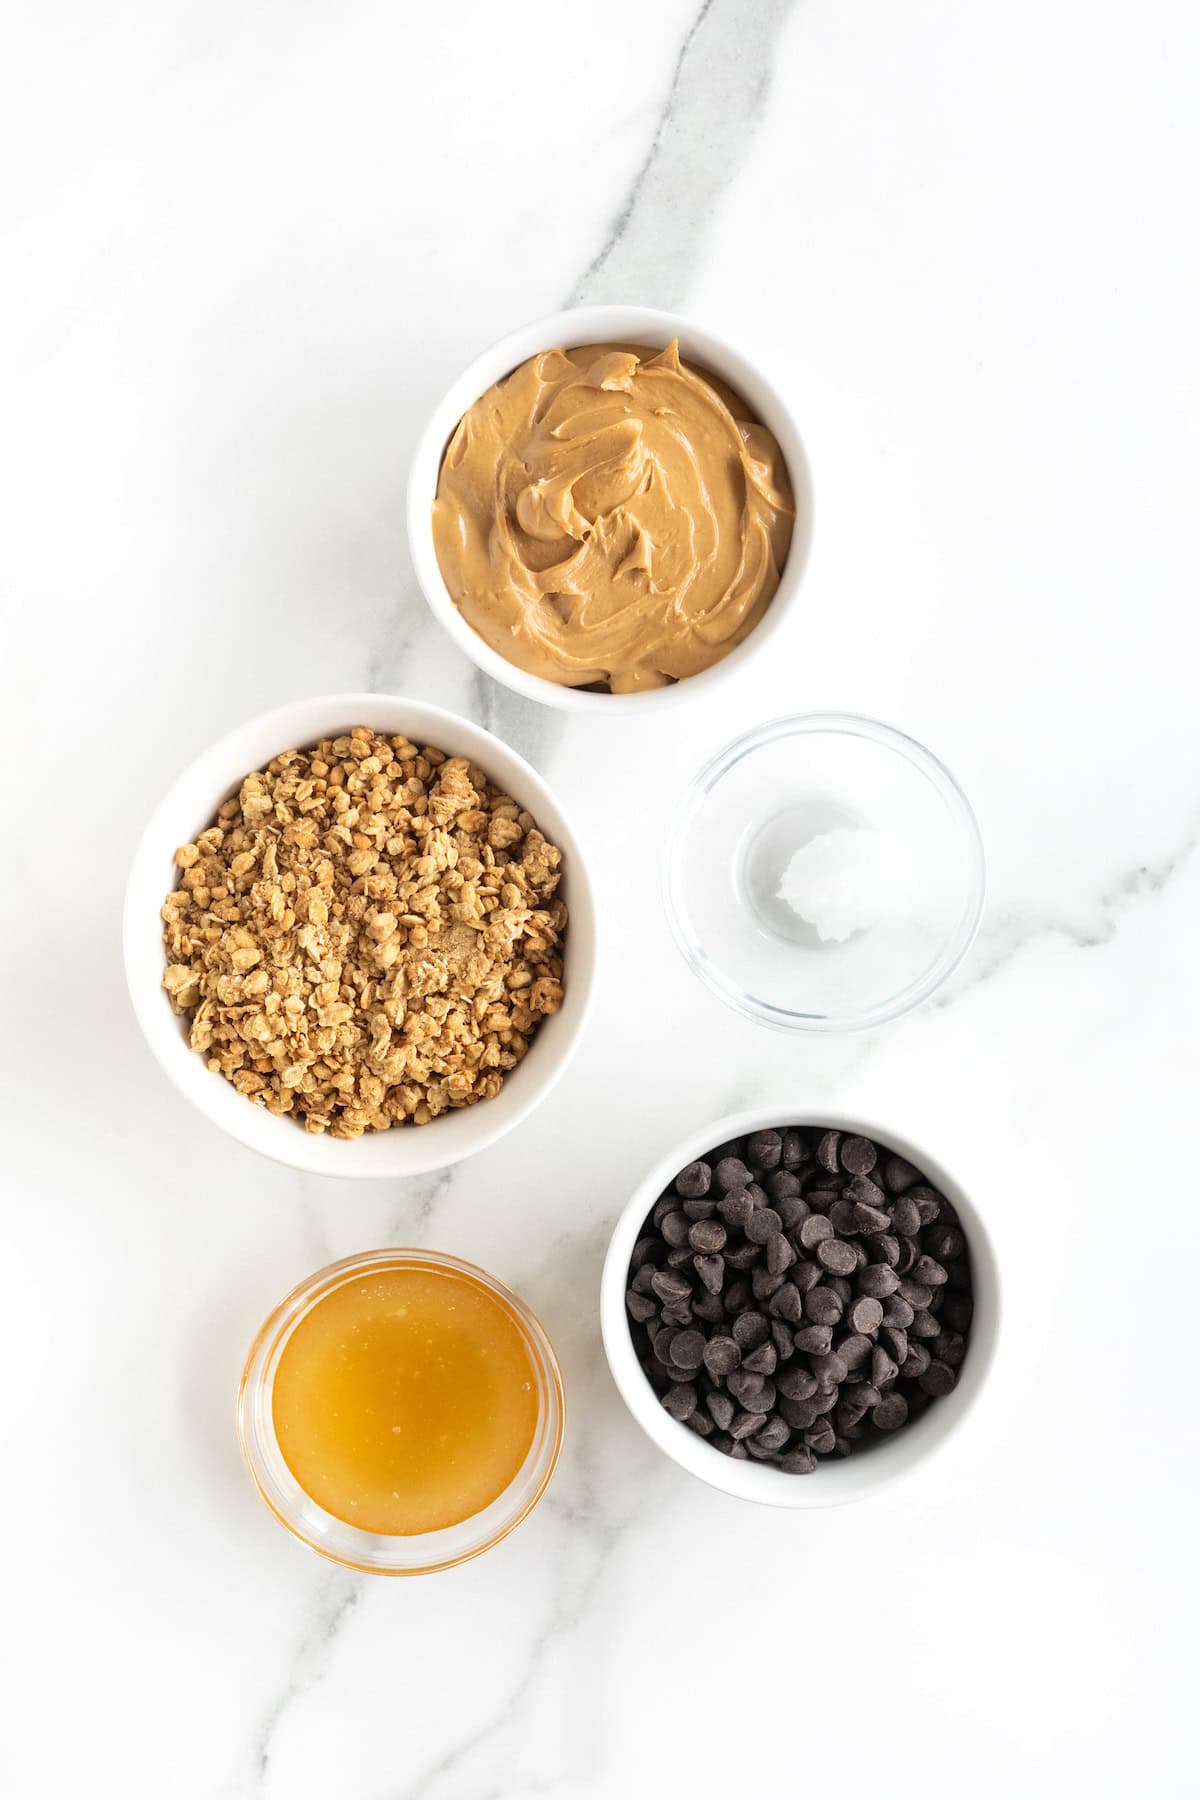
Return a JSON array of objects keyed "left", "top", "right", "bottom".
[
  {"left": 938, "top": 818, "right": 1200, "bottom": 1012},
  {"left": 386, "top": 1165, "right": 457, "bottom": 1242},
  {"left": 231, "top": 1570, "right": 361, "bottom": 1799},
  {"left": 566, "top": 0, "right": 797, "bottom": 311},
  {"left": 390, "top": 1478, "right": 648, "bottom": 1800}
]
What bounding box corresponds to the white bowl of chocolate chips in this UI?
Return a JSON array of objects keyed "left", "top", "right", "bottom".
[{"left": 601, "top": 1108, "right": 1000, "bottom": 1507}]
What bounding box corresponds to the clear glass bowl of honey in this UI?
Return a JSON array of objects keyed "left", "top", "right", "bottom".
[{"left": 237, "top": 1249, "right": 565, "bottom": 1574}]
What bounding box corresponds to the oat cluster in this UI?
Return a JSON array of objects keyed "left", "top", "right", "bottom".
[{"left": 161, "top": 728, "right": 567, "bottom": 1136}]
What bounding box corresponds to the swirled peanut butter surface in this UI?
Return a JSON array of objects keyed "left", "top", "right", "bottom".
[{"left": 431, "top": 340, "right": 794, "bottom": 693}]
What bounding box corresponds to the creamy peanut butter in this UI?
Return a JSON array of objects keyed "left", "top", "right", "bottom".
[{"left": 431, "top": 340, "right": 794, "bottom": 693}]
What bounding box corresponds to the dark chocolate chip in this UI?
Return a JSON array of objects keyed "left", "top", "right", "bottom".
[
  {"left": 626, "top": 1290, "right": 657, "bottom": 1323},
  {"left": 675, "top": 1160, "right": 712, "bottom": 1199},
  {"left": 688, "top": 1218, "right": 727, "bottom": 1254},
  {"left": 780, "top": 1447, "right": 817, "bottom": 1474},
  {"left": 812, "top": 1351, "right": 849, "bottom": 1388},
  {"left": 794, "top": 1323, "right": 834, "bottom": 1355},
  {"left": 703, "top": 1335, "right": 741, "bottom": 1378},
  {"left": 746, "top": 1129, "right": 783, "bottom": 1170},
  {"left": 650, "top": 1269, "right": 692, "bottom": 1305},
  {"left": 739, "top": 1379, "right": 777, "bottom": 1415},
  {"left": 816, "top": 1130, "right": 842, "bottom": 1173},
  {"left": 681, "top": 1196, "right": 718, "bottom": 1221},
  {"left": 840, "top": 1134, "right": 878, "bottom": 1176},
  {"left": 663, "top": 1383, "right": 697, "bottom": 1421},
  {"left": 718, "top": 1189, "right": 755, "bottom": 1230},
  {"left": 714, "top": 1157, "right": 753, "bottom": 1193},
  {"left": 766, "top": 1231, "right": 796, "bottom": 1275},
  {"left": 768, "top": 1283, "right": 805, "bottom": 1325},
  {"left": 751, "top": 1415, "right": 790, "bottom": 1453},
  {"left": 790, "top": 1259, "right": 823, "bottom": 1294},
  {"left": 932, "top": 1330, "right": 967, "bottom": 1367},
  {"left": 707, "top": 1390, "right": 735, "bottom": 1430},
  {"left": 729, "top": 1409, "right": 762, "bottom": 1441},
  {"left": 846, "top": 1175, "right": 887, "bottom": 1211},
  {"left": 889, "top": 1197, "right": 922, "bottom": 1237},
  {"left": 817, "top": 1238, "right": 857, "bottom": 1277},
  {"left": 777, "top": 1194, "right": 811, "bottom": 1231},
  {"left": 803, "top": 1286, "right": 844, "bottom": 1327},
  {"left": 779, "top": 1129, "right": 809, "bottom": 1170},
  {"left": 920, "top": 1360, "right": 957, "bottom": 1397},
  {"left": 883, "top": 1154, "right": 919, "bottom": 1193},
  {"left": 898, "top": 1278, "right": 934, "bottom": 1310},
  {"left": 660, "top": 1210, "right": 691, "bottom": 1248},
  {"left": 853, "top": 1202, "right": 892, "bottom": 1235},
  {"left": 872, "top": 1394, "right": 909, "bottom": 1430},
  {"left": 858, "top": 1263, "right": 900, "bottom": 1299},
  {"left": 848, "top": 1296, "right": 884, "bottom": 1335},
  {"left": 838, "top": 1332, "right": 873, "bottom": 1370},
  {"left": 742, "top": 1341, "right": 777, "bottom": 1376},
  {"left": 829, "top": 1198, "right": 861, "bottom": 1236},
  {"left": 731, "top": 1311, "right": 770, "bottom": 1351},
  {"left": 727, "top": 1366, "right": 765, "bottom": 1405},
  {"left": 799, "top": 1214, "right": 834, "bottom": 1250},
  {"left": 779, "top": 1396, "right": 823, "bottom": 1431},
  {"left": 924, "top": 1225, "right": 965, "bottom": 1263},
  {"left": 670, "top": 1330, "right": 706, "bottom": 1371},
  {"left": 777, "top": 1365, "right": 818, "bottom": 1401},
  {"left": 630, "top": 1237, "right": 658, "bottom": 1271},
  {"left": 694, "top": 1253, "right": 725, "bottom": 1295},
  {"left": 745, "top": 1206, "right": 783, "bottom": 1246}
]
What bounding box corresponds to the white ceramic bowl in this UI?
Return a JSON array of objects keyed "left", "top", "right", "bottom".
[
  {"left": 124, "top": 693, "right": 597, "bottom": 1178},
  {"left": 406, "top": 305, "right": 814, "bottom": 713},
  {"left": 601, "top": 1108, "right": 1000, "bottom": 1507}
]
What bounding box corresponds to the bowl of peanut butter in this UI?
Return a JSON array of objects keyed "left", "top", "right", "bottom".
[{"left": 408, "top": 306, "right": 813, "bottom": 711}]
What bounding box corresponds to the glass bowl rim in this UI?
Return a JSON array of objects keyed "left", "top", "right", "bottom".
[
  {"left": 236, "top": 1247, "right": 565, "bottom": 1575},
  {"left": 661, "top": 711, "right": 987, "bottom": 1033}
]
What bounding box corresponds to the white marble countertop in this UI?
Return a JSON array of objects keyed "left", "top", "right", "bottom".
[{"left": 3, "top": 2, "right": 1197, "bottom": 1795}]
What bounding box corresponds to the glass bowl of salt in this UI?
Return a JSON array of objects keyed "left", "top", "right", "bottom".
[{"left": 662, "top": 714, "right": 985, "bottom": 1032}]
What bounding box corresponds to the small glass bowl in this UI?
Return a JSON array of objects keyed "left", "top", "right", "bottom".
[
  {"left": 663, "top": 714, "right": 985, "bottom": 1032},
  {"left": 237, "top": 1249, "right": 564, "bottom": 1575}
]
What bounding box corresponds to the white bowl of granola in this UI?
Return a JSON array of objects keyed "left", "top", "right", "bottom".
[{"left": 124, "top": 694, "right": 596, "bottom": 1177}]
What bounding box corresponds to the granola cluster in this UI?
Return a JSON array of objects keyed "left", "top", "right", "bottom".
[{"left": 161, "top": 728, "right": 567, "bottom": 1136}]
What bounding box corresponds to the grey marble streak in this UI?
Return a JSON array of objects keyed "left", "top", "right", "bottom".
[
  {"left": 937, "top": 815, "right": 1200, "bottom": 1013},
  {"left": 568, "top": 0, "right": 797, "bottom": 311},
  {"left": 230, "top": 1571, "right": 361, "bottom": 1799}
]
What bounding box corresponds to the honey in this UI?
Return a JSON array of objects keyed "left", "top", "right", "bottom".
[{"left": 272, "top": 1262, "right": 539, "bottom": 1536}]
